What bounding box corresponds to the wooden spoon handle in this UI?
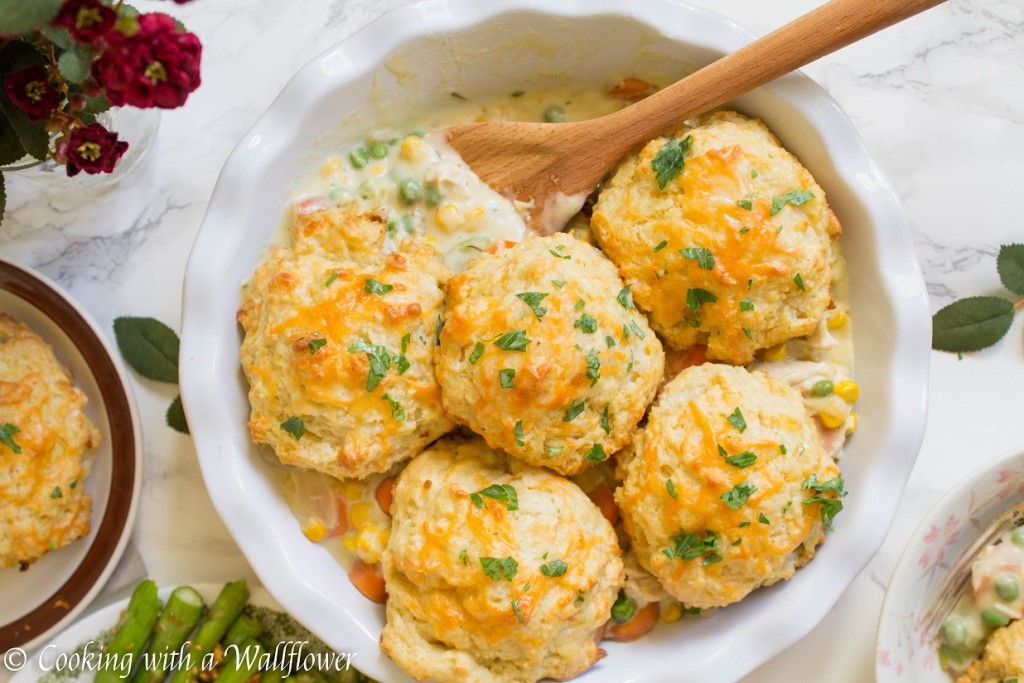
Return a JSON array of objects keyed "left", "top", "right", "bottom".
[{"left": 602, "top": 0, "right": 945, "bottom": 150}]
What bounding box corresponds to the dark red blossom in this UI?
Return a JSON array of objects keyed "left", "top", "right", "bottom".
[
  {"left": 64, "top": 123, "right": 128, "bottom": 176},
  {"left": 4, "top": 66, "right": 60, "bottom": 122},
  {"left": 52, "top": 0, "right": 116, "bottom": 44},
  {"left": 91, "top": 13, "right": 201, "bottom": 109}
]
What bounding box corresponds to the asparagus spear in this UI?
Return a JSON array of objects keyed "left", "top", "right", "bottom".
[
  {"left": 131, "top": 585, "right": 206, "bottom": 683},
  {"left": 171, "top": 579, "right": 250, "bottom": 683},
  {"left": 214, "top": 638, "right": 263, "bottom": 683},
  {"left": 222, "top": 613, "right": 263, "bottom": 650},
  {"left": 95, "top": 579, "right": 162, "bottom": 683}
]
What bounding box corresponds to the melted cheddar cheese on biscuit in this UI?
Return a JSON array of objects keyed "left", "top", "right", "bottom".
[
  {"left": 592, "top": 111, "right": 841, "bottom": 365},
  {"left": 381, "top": 437, "right": 623, "bottom": 683},
  {"left": 616, "top": 363, "right": 841, "bottom": 609}
]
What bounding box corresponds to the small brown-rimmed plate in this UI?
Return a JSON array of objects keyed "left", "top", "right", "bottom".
[{"left": 0, "top": 258, "right": 142, "bottom": 657}]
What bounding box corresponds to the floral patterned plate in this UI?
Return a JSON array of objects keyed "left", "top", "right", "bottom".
[{"left": 876, "top": 445, "right": 1024, "bottom": 681}]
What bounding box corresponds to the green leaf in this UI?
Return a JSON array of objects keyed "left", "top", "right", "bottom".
[
  {"left": 931, "top": 296, "right": 1014, "bottom": 353},
  {"left": 499, "top": 368, "right": 515, "bottom": 389},
  {"left": 0, "top": 109, "right": 28, "bottom": 166},
  {"left": 39, "top": 26, "right": 73, "bottom": 51},
  {"left": 113, "top": 316, "right": 181, "bottom": 383},
  {"left": 583, "top": 443, "right": 607, "bottom": 462},
  {"left": 1, "top": 422, "right": 22, "bottom": 454},
  {"left": 562, "top": 399, "right": 585, "bottom": 422},
  {"left": 651, "top": 135, "right": 691, "bottom": 189},
  {"left": 280, "top": 416, "right": 304, "bottom": 440},
  {"left": 727, "top": 407, "right": 747, "bottom": 433},
  {"left": 770, "top": 189, "right": 814, "bottom": 216},
  {"left": 480, "top": 556, "right": 518, "bottom": 581},
  {"left": 364, "top": 278, "right": 393, "bottom": 295},
  {"left": 679, "top": 247, "right": 715, "bottom": 270},
  {"left": 539, "top": 559, "right": 567, "bottom": 577},
  {"left": 57, "top": 43, "right": 94, "bottom": 84},
  {"left": 721, "top": 482, "right": 757, "bottom": 510},
  {"left": 470, "top": 484, "right": 518, "bottom": 511},
  {"left": 166, "top": 395, "right": 190, "bottom": 434},
  {"left": 616, "top": 285, "right": 635, "bottom": 310},
  {"left": 997, "top": 244, "right": 1024, "bottom": 296},
  {"left": 0, "top": 0, "right": 63, "bottom": 34},
  {"left": 515, "top": 292, "right": 548, "bottom": 320},
  {"left": 494, "top": 329, "right": 530, "bottom": 351},
  {"left": 468, "top": 342, "right": 484, "bottom": 364}
]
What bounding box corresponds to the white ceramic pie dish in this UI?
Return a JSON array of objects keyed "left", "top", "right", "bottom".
[{"left": 180, "top": 1, "right": 931, "bottom": 680}]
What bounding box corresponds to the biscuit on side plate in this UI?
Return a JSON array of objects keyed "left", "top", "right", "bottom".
[
  {"left": 592, "top": 111, "right": 841, "bottom": 365},
  {"left": 381, "top": 437, "right": 623, "bottom": 683},
  {"left": 238, "top": 235, "right": 454, "bottom": 480},
  {"left": 0, "top": 313, "right": 100, "bottom": 570},
  {"left": 616, "top": 363, "right": 843, "bottom": 609}
]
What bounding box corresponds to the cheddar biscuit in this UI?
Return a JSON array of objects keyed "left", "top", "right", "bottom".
[
  {"left": 591, "top": 111, "right": 841, "bottom": 364},
  {"left": 238, "top": 242, "right": 454, "bottom": 480},
  {"left": 381, "top": 437, "right": 623, "bottom": 683},
  {"left": 616, "top": 363, "right": 842, "bottom": 609},
  {"left": 435, "top": 233, "right": 664, "bottom": 475},
  {"left": 0, "top": 314, "right": 100, "bottom": 569},
  {"left": 957, "top": 618, "right": 1024, "bottom": 683}
]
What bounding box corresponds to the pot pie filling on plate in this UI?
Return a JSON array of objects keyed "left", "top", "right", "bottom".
[{"left": 237, "top": 82, "right": 858, "bottom": 681}]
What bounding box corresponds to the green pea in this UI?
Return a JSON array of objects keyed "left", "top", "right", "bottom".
[
  {"left": 996, "top": 572, "right": 1020, "bottom": 602},
  {"left": 811, "top": 379, "right": 834, "bottom": 397},
  {"left": 1012, "top": 528, "right": 1024, "bottom": 547},
  {"left": 358, "top": 179, "right": 381, "bottom": 201},
  {"left": 610, "top": 591, "right": 636, "bottom": 624},
  {"left": 543, "top": 105, "right": 566, "bottom": 123},
  {"left": 349, "top": 146, "right": 370, "bottom": 169},
  {"left": 424, "top": 182, "right": 443, "bottom": 207},
  {"left": 941, "top": 616, "right": 967, "bottom": 646},
  {"left": 981, "top": 607, "right": 1010, "bottom": 629},
  {"left": 398, "top": 178, "right": 422, "bottom": 205},
  {"left": 369, "top": 142, "right": 389, "bottom": 159}
]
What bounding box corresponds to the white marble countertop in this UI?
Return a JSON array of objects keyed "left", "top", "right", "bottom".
[{"left": 2, "top": 0, "right": 1023, "bottom": 681}]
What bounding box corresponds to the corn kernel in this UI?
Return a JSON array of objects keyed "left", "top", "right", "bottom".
[
  {"left": 341, "top": 481, "right": 364, "bottom": 500},
  {"left": 469, "top": 207, "right": 485, "bottom": 221},
  {"left": 357, "top": 524, "right": 384, "bottom": 564},
  {"left": 845, "top": 412, "right": 858, "bottom": 435},
  {"left": 833, "top": 379, "right": 859, "bottom": 404},
  {"left": 341, "top": 535, "right": 358, "bottom": 552},
  {"left": 819, "top": 410, "right": 846, "bottom": 429},
  {"left": 302, "top": 519, "right": 327, "bottom": 543},
  {"left": 321, "top": 158, "right": 341, "bottom": 176},
  {"left": 400, "top": 136, "right": 426, "bottom": 161},
  {"left": 380, "top": 527, "right": 391, "bottom": 547},
  {"left": 762, "top": 343, "right": 788, "bottom": 362},
  {"left": 827, "top": 311, "right": 848, "bottom": 330},
  {"left": 661, "top": 601, "right": 683, "bottom": 623},
  {"left": 436, "top": 203, "right": 465, "bottom": 232},
  {"left": 350, "top": 502, "right": 374, "bottom": 529}
]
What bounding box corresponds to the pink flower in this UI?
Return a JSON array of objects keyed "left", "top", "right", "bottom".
[
  {"left": 4, "top": 66, "right": 60, "bottom": 122},
  {"left": 917, "top": 514, "right": 960, "bottom": 572},
  {"left": 52, "top": 0, "right": 116, "bottom": 44},
  {"left": 91, "top": 13, "right": 202, "bottom": 109},
  {"left": 64, "top": 123, "right": 128, "bottom": 176}
]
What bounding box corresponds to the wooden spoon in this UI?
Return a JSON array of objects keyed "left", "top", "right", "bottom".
[{"left": 444, "top": 0, "right": 945, "bottom": 233}]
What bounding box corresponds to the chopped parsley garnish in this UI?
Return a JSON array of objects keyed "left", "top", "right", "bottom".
[
  {"left": 794, "top": 273, "right": 806, "bottom": 292},
  {"left": 70, "top": 479, "right": 78, "bottom": 489},
  {"left": 396, "top": 355, "right": 411, "bottom": 375},
  {"left": 662, "top": 529, "right": 720, "bottom": 565},
  {"left": 605, "top": 335, "right": 616, "bottom": 348},
  {"left": 770, "top": 189, "right": 814, "bottom": 215},
  {"left": 470, "top": 484, "right": 519, "bottom": 511},
  {"left": 583, "top": 443, "right": 607, "bottom": 463},
  {"left": 0, "top": 423, "right": 22, "bottom": 454},
  {"left": 718, "top": 444, "right": 757, "bottom": 468},
  {"left": 468, "top": 342, "right": 484, "bottom": 364},
  {"left": 679, "top": 247, "right": 715, "bottom": 270},
  {"left": 280, "top": 416, "right": 304, "bottom": 440},
  {"left": 400, "top": 333, "right": 411, "bottom": 354},
  {"left": 511, "top": 89, "right": 525, "bottom": 97},
  {"left": 308, "top": 338, "right": 327, "bottom": 354},
  {"left": 516, "top": 292, "right": 549, "bottom": 320},
  {"left": 540, "top": 559, "right": 568, "bottom": 577},
  {"left": 348, "top": 339, "right": 396, "bottom": 391},
  {"left": 480, "top": 556, "right": 518, "bottom": 581},
  {"left": 600, "top": 406, "right": 611, "bottom": 434},
  {"left": 499, "top": 368, "right": 516, "bottom": 389},
  {"left": 551, "top": 279, "right": 567, "bottom": 288},
  {"left": 653, "top": 240, "right": 669, "bottom": 253},
  {"left": 666, "top": 478, "right": 679, "bottom": 500},
  {"left": 459, "top": 550, "right": 468, "bottom": 566},
  {"left": 511, "top": 599, "right": 524, "bottom": 623},
  {"left": 434, "top": 316, "right": 444, "bottom": 345},
  {"left": 739, "top": 299, "right": 754, "bottom": 312},
  {"left": 736, "top": 199, "right": 753, "bottom": 210},
  {"left": 574, "top": 312, "right": 598, "bottom": 333},
  {"left": 546, "top": 445, "right": 564, "bottom": 458},
  {"left": 802, "top": 474, "right": 847, "bottom": 531},
  {"left": 727, "top": 407, "right": 747, "bottom": 433},
  {"left": 739, "top": 521, "right": 751, "bottom": 528},
  {"left": 574, "top": 299, "right": 585, "bottom": 311},
  {"left": 364, "top": 278, "right": 393, "bottom": 295},
  {"left": 651, "top": 135, "right": 691, "bottom": 189},
  {"left": 628, "top": 321, "right": 646, "bottom": 340},
  {"left": 324, "top": 271, "right": 339, "bottom": 287},
  {"left": 495, "top": 329, "right": 531, "bottom": 351},
  {"left": 721, "top": 483, "right": 758, "bottom": 510},
  {"left": 549, "top": 245, "right": 572, "bottom": 259},
  {"left": 586, "top": 350, "right": 601, "bottom": 386},
  {"left": 616, "top": 285, "right": 635, "bottom": 310},
  {"left": 751, "top": 168, "right": 759, "bottom": 178},
  {"left": 563, "top": 400, "right": 585, "bottom": 422},
  {"left": 759, "top": 513, "right": 770, "bottom": 525},
  {"left": 686, "top": 287, "right": 718, "bottom": 314},
  {"left": 382, "top": 393, "right": 405, "bottom": 422},
  {"left": 514, "top": 420, "right": 525, "bottom": 447},
  {"left": 51, "top": 486, "right": 62, "bottom": 499},
  {"left": 779, "top": 444, "right": 788, "bottom": 455},
  {"left": 739, "top": 226, "right": 751, "bottom": 236},
  {"left": 742, "top": 327, "right": 753, "bottom": 340}
]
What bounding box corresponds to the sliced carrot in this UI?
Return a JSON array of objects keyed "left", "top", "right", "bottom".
[
  {"left": 349, "top": 559, "right": 387, "bottom": 603},
  {"left": 293, "top": 197, "right": 326, "bottom": 217},
  {"left": 587, "top": 482, "right": 619, "bottom": 527},
  {"left": 376, "top": 476, "right": 397, "bottom": 516},
  {"left": 325, "top": 498, "right": 350, "bottom": 538},
  {"left": 606, "top": 602, "right": 660, "bottom": 641},
  {"left": 608, "top": 77, "right": 656, "bottom": 100},
  {"left": 486, "top": 240, "right": 518, "bottom": 254}
]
